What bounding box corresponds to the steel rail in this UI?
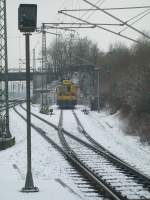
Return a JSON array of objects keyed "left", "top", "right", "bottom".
[
  {"left": 18, "top": 105, "right": 121, "bottom": 199},
  {"left": 60, "top": 111, "right": 150, "bottom": 199},
  {"left": 1, "top": 101, "right": 22, "bottom": 112},
  {"left": 56, "top": 110, "right": 150, "bottom": 199},
  {"left": 20, "top": 104, "right": 150, "bottom": 184},
  {"left": 72, "top": 110, "right": 150, "bottom": 183},
  {"left": 58, "top": 111, "right": 122, "bottom": 200},
  {"left": 19, "top": 105, "right": 150, "bottom": 199}
]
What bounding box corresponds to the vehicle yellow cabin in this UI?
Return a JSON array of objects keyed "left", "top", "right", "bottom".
[{"left": 56, "top": 80, "right": 77, "bottom": 109}]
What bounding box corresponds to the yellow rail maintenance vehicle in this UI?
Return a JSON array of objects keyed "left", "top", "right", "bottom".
[{"left": 56, "top": 80, "right": 77, "bottom": 109}]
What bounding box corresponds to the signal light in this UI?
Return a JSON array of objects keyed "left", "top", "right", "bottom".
[{"left": 18, "top": 4, "right": 37, "bottom": 32}]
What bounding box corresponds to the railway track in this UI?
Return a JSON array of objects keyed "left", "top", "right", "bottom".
[
  {"left": 1, "top": 103, "right": 14, "bottom": 111},
  {"left": 14, "top": 106, "right": 107, "bottom": 199},
  {"left": 61, "top": 110, "right": 150, "bottom": 200},
  {"left": 72, "top": 110, "right": 150, "bottom": 181},
  {"left": 17, "top": 105, "right": 150, "bottom": 199},
  {"left": 1, "top": 100, "right": 25, "bottom": 112}
]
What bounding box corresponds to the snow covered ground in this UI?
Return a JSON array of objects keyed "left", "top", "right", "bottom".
[
  {"left": 29, "top": 103, "right": 150, "bottom": 177},
  {"left": 0, "top": 104, "right": 150, "bottom": 199},
  {"left": 75, "top": 107, "right": 150, "bottom": 177},
  {"left": 28, "top": 103, "right": 150, "bottom": 177},
  {"left": 0, "top": 106, "right": 84, "bottom": 200}
]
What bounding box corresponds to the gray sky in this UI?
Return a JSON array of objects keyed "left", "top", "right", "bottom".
[{"left": 7, "top": 0, "right": 150, "bottom": 68}]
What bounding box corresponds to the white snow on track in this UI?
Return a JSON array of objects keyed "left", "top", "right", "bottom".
[
  {"left": 0, "top": 106, "right": 83, "bottom": 200},
  {"left": 29, "top": 103, "right": 150, "bottom": 177},
  {"left": 74, "top": 108, "right": 150, "bottom": 177},
  {"left": 1, "top": 103, "right": 150, "bottom": 200},
  {"left": 31, "top": 104, "right": 60, "bottom": 126},
  {"left": 29, "top": 104, "right": 150, "bottom": 177}
]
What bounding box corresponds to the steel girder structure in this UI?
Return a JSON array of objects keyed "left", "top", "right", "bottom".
[
  {"left": 0, "top": 0, "right": 11, "bottom": 138},
  {"left": 41, "top": 24, "right": 48, "bottom": 109}
]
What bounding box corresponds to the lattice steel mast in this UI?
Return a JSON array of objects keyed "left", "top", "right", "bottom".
[
  {"left": 0, "top": 0, "right": 11, "bottom": 138},
  {"left": 42, "top": 23, "right": 47, "bottom": 107},
  {"left": 40, "top": 23, "right": 49, "bottom": 112}
]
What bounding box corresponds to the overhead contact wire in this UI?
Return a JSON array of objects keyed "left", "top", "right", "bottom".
[
  {"left": 58, "top": 10, "right": 139, "bottom": 43},
  {"left": 82, "top": 0, "right": 150, "bottom": 39},
  {"left": 119, "top": 8, "right": 150, "bottom": 34}
]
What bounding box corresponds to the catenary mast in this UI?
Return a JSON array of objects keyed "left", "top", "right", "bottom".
[{"left": 0, "top": 0, "right": 11, "bottom": 138}]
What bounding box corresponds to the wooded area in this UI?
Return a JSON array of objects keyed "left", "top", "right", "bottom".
[{"left": 46, "top": 34, "right": 150, "bottom": 142}]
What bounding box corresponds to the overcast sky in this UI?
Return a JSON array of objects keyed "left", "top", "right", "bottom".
[{"left": 7, "top": 0, "right": 150, "bottom": 68}]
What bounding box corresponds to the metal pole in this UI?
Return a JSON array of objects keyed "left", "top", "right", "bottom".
[
  {"left": 32, "top": 48, "right": 36, "bottom": 101},
  {"left": 0, "top": 0, "right": 11, "bottom": 138},
  {"left": 4, "top": 0, "right": 11, "bottom": 137},
  {"left": 42, "top": 24, "right": 48, "bottom": 106},
  {"left": 40, "top": 23, "right": 49, "bottom": 113},
  {"left": 33, "top": 48, "right": 36, "bottom": 72},
  {"left": 22, "top": 33, "right": 38, "bottom": 192},
  {"left": 41, "top": 25, "right": 44, "bottom": 109},
  {"left": 97, "top": 70, "right": 100, "bottom": 112}
]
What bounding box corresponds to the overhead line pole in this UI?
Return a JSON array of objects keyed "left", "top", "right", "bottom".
[
  {"left": 58, "top": 10, "right": 139, "bottom": 43},
  {"left": 3, "top": 0, "right": 11, "bottom": 137},
  {"left": 40, "top": 23, "right": 50, "bottom": 113},
  {"left": 36, "top": 25, "right": 60, "bottom": 113},
  {"left": 0, "top": 0, "right": 12, "bottom": 140},
  {"left": 41, "top": 24, "right": 44, "bottom": 109},
  {"left": 36, "top": 23, "right": 79, "bottom": 95},
  {"left": 82, "top": 0, "right": 150, "bottom": 40},
  {"left": 38, "top": 23, "right": 77, "bottom": 113}
]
